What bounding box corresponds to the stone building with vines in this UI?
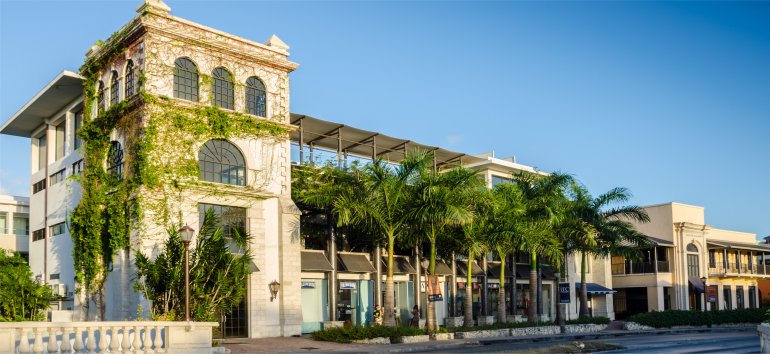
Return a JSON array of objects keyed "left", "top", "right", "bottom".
[{"left": 1, "top": 0, "right": 302, "bottom": 338}]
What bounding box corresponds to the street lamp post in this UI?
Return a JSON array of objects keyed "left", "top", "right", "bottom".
[
  {"left": 179, "top": 225, "right": 195, "bottom": 322},
  {"left": 701, "top": 276, "right": 708, "bottom": 312}
]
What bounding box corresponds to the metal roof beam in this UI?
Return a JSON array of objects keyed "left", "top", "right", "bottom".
[{"left": 305, "top": 124, "right": 345, "bottom": 145}]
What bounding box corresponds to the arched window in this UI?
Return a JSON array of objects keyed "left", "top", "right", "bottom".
[
  {"left": 97, "top": 81, "right": 106, "bottom": 114},
  {"left": 245, "top": 76, "right": 266, "bottom": 117},
  {"left": 174, "top": 57, "right": 199, "bottom": 101},
  {"left": 198, "top": 139, "right": 245, "bottom": 186},
  {"left": 687, "top": 244, "right": 698, "bottom": 253},
  {"left": 125, "top": 60, "right": 135, "bottom": 98},
  {"left": 107, "top": 141, "right": 124, "bottom": 179},
  {"left": 211, "top": 67, "right": 234, "bottom": 109},
  {"left": 110, "top": 71, "right": 120, "bottom": 106}
]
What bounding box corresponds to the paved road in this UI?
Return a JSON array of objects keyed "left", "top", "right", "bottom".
[{"left": 422, "top": 330, "right": 759, "bottom": 353}]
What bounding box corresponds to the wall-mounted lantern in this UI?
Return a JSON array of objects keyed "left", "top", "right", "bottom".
[{"left": 269, "top": 280, "right": 281, "bottom": 302}]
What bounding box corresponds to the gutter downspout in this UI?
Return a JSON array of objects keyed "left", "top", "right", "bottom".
[{"left": 43, "top": 124, "right": 49, "bottom": 285}]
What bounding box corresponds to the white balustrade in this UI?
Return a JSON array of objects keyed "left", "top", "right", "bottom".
[{"left": 0, "top": 321, "right": 219, "bottom": 353}]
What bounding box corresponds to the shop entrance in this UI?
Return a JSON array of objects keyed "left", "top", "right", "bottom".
[{"left": 220, "top": 299, "right": 247, "bottom": 338}]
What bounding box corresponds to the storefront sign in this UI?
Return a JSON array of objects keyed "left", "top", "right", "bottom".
[
  {"left": 488, "top": 283, "right": 499, "bottom": 289},
  {"left": 301, "top": 281, "right": 316, "bottom": 289},
  {"left": 427, "top": 275, "right": 443, "bottom": 302},
  {"left": 706, "top": 285, "right": 718, "bottom": 303},
  {"left": 559, "top": 283, "right": 571, "bottom": 304},
  {"left": 340, "top": 281, "right": 356, "bottom": 290}
]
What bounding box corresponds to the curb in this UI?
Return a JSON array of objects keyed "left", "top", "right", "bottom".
[{"left": 475, "top": 325, "right": 757, "bottom": 345}]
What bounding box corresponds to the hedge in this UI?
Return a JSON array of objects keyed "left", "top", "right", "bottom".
[
  {"left": 627, "top": 308, "right": 767, "bottom": 328},
  {"left": 312, "top": 317, "right": 612, "bottom": 341},
  {"left": 311, "top": 325, "right": 425, "bottom": 343}
]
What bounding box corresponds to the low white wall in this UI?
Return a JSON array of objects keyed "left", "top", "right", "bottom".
[{"left": 0, "top": 321, "right": 220, "bottom": 354}]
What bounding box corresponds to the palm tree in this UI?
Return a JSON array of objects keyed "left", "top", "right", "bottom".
[
  {"left": 566, "top": 183, "right": 651, "bottom": 318},
  {"left": 336, "top": 153, "right": 431, "bottom": 327},
  {"left": 513, "top": 173, "right": 571, "bottom": 323},
  {"left": 457, "top": 188, "right": 494, "bottom": 327},
  {"left": 408, "top": 164, "right": 481, "bottom": 331},
  {"left": 488, "top": 184, "right": 527, "bottom": 324}
]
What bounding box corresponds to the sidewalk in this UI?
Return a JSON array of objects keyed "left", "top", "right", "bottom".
[{"left": 219, "top": 325, "right": 757, "bottom": 353}]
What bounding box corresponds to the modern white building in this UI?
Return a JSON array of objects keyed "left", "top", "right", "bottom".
[{"left": 0, "top": 195, "right": 30, "bottom": 260}]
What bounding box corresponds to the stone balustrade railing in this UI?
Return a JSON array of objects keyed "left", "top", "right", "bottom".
[{"left": 0, "top": 321, "right": 221, "bottom": 354}]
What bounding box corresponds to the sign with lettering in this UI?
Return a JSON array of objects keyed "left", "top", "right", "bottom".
[
  {"left": 301, "top": 281, "right": 316, "bottom": 289},
  {"left": 559, "top": 283, "right": 571, "bottom": 304},
  {"left": 340, "top": 281, "right": 356, "bottom": 290},
  {"left": 427, "top": 275, "right": 443, "bottom": 302},
  {"left": 706, "top": 285, "right": 718, "bottom": 303}
]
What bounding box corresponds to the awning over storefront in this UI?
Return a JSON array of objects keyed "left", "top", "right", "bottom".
[
  {"left": 338, "top": 253, "right": 376, "bottom": 273},
  {"left": 456, "top": 260, "right": 485, "bottom": 277},
  {"left": 688, "top": 276, "right": 706, "bottom": 294},
  {"left": 707, "top": 240, "right": 770, "bottom": 253},
  {"left": 381, "top": 255, "right": 416, "bottom": 274},
  {"left": 301, "top": 250, "right": 333, "bottom": 271},
  {"left": 575, "top": 283, "right": 616, "bottom": 295},
  {"left": 434, "top": 261, "right": 453, "bottom": 275}
]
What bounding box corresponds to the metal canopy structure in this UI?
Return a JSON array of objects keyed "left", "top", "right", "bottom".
[{"left": 290, "top": 113, "right": 485, "bottom": 169}]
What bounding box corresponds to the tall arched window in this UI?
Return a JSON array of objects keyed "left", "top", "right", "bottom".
[
  {"left": 97, "top": 81, "right": 106, "bottom": 114},
  {"left": 125, "top": 60, "right": 135, "bottom": 98},
  {"left": 245, "top": 76, "right": 266, "bottom": 117},
  {"left": 174, "top": 57, "right": 199, "bottom": 101},
  {"left": 211, "top": 67, "right": 234, "bottom": 109},
  {"left": 198, "top": 139, "right": 245, "bottom": 186},
  {"left": 107, "top": 141, "right": 124, "bottom": 179},
  {"left": 686, "top": 244, "right": 698, "bottom": 253},
  {"left": 110, "top": 71, "right": 120, "bottom": 106}
]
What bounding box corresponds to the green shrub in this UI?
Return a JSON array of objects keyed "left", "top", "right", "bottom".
[
  {"left": 310, "top": 325, "right": 425, "bottom": 343},
  {"left": 627, "top": 308, "right": 767, "bottom": 328}
]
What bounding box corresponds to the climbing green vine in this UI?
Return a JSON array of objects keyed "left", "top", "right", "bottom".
[{"left": 69, "top": 14, "right": 291, "bottom": 318}]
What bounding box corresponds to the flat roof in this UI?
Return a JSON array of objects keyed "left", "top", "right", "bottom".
[
  {"left": 1, "top": 71, "right": 84, "bottom": 138},
  {"left": 290, "top": 113, "right": 486, "bottom": 169}
]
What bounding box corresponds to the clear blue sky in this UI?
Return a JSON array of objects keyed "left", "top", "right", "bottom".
[{"left": 1, "top": 1, "right": 768, "bottom": 238}]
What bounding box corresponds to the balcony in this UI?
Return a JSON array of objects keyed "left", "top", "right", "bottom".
[
  {"left": 612, "top": 261, "right": 670, "bottom": 275},
  {"left": 709, "top": 263, "right": 770, "bottom": 277}
]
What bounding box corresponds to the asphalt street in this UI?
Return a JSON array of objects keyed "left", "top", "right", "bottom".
[{"left": 421, "top": 329, "right": 759, "bottom": 353}]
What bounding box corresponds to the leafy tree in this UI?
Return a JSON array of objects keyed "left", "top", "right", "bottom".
[
  {"left": 0, "top": 252, "right": 54, "bottom": 321},
  {"left": 565, "top": 183, "right": 651, "bottom": 318},
  {"left": 134, "top": 210, "right": 252, "bottom": 321},
  {"left": 336, "top": 153, "right": 430, "bottom": 327},
  {"left": 408, "top": 164, "right": 481, "bottom": 330}
]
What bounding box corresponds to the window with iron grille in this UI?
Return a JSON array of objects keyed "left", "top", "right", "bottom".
[
  {"left": 32, "top": 179, "right": 46, "bottom": 194},
  {"left": 245, "top": 76, "right": 266, "bottom": 117},
  {"left": 198, "top": 203, "right": 246, "bottom": 238},
  {"left": 32, "top": 228, "right": 45, "bottom": 242},
  {"left": 72, "top": 159, "right": 85, "bottom": 176},
  {"left": 108, "top": 141, "right": 124, "bottom": 179},
  {"left": 49, "top": 169, "right": 66, "bottom": 186},
  {"left": 125, "top": 60, "right": 135, "bottom": 97},
  {"left": 198, "top": 139, "right": 246, "bottom": 186},
  {"left": 212, "top": 67, "right": 234, "bottom": 109},
  {"left": 173, "top": 58, "right": 198, "bottom": 101},
  {"left": 110, "top": 71, "right": 120, "bottom": 106},
  {"left": 97, "top": 81, "right": 106, "bottom": 114}
]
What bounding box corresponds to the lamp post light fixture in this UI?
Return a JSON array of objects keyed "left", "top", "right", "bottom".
[
  {"left": 269, "top": 280, "right": 281, "bottom": 302},
  {"left": 420, "top": 257, "right": 429, "bottom": 274},
  {"left": 178, "top": 225, "right": 195, "bottom": 321}
]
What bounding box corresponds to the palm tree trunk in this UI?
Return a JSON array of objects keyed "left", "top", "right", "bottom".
[
  {"left": 383, "top": 236, "right": 397, "bottom": 327},
  {"left": 426, "top": 239, "right": 437, "bottom": 331},
  {"left": 497, "top": 256, "right": 507, "bottom": 324},
  {"left": 528, "top": 252, "right": 539, "bottom": 323},
  {"left": 464, "top": 255, "right": 474, "bottom": 327},
  {"left": 512, "top": 253, "right": 517, "bottom": 319},
  {"left": 579, "top": 251, "right": 589, "bottom": 318}
]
